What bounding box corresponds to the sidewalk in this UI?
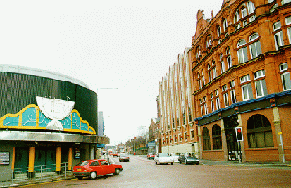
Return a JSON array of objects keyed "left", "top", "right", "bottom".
[
  {"left": 200, "top": 159, "right": 291, "bottom": 168},
  {"left": 0, "top": 172, "right": 75, "bottom": 188}
]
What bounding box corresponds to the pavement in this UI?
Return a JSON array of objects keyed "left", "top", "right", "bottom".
[{"left": 0, "top": 156, "right": 290, "bottom": 188}]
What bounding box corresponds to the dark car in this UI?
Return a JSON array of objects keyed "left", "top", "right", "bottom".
[
  {"left": 73, "top": 159, "right": 123, "bottom": 180},
  {"left": 178, "top": 155, "right": 199, "bottom": 165}
]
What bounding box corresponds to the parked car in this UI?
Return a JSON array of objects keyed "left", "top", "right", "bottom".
[
  {"left": 73, "top": 159, "right": 123, "bottom": 180},
  {"left": 154, "top": 153, "right": 174, "bottom": 165},
  {"left": 170, "top": 153, "right": 180, "bottom": 163},
  {"left": 112, "top": 153, "right": 119, "bottom": 157},
  {"left": 147, "top": 153, "right": 155, "bottom": 160},
  {"left": 119, "top": 153, "right": 130, "bottom": 162},
  {"left": 178, "top": 155, "right": 199, "bottom": 165}
]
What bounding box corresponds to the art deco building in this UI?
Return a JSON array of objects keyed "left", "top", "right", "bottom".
[
  {"left": 159, "top": 48, "right": 198, "bottom": 156},
  {"left": 190, "top": 0, "right": 291, "bottom": 162},
  {"left": 0, "top": 65, "right": 109, "bottom": 181}
]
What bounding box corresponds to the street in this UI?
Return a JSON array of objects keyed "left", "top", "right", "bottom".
[{"left": 26, "top": 155, "right": 291, "bottom": 188}]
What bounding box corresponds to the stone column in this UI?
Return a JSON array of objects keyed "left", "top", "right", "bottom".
[
  {"left": 237, "top": 114, "right": 246, "bottom": 162},
  {"left": 273, "top": 107, "right": 285, "bottom": 163},
  {"left": 198, "top": 126, "right": 203, "bottom": 159},
  {"left": 220, "top": 119, "right": 228, "bottom": 161}
]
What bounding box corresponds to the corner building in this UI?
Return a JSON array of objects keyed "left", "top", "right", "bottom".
[
  {"left": 190, "top": 0, "right": 291, "bottom": 162},
  {"left": 0, "top": 65, "right": 109, "bottom": 181}
]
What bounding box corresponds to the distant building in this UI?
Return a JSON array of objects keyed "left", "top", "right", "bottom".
[{"left": 98, "top": 111, "right": 104, "bottom": 136}]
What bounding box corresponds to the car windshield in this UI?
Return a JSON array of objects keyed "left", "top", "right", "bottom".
[
  {"left": 159, "top": 153, "right": 169, "bottom": 157},
  {"left": 187, "top": 157, "right": 197, "bottom": 159},
  {"left": 120, "top": 153, "right": 128, "bottom": 157},
  {"left": 76, "top": 161, "right": 89, "bottom": 166}
]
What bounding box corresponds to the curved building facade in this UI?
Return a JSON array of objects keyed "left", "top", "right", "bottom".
[{"left": 0, "top": 64, "right": 109, "bottom": 181}]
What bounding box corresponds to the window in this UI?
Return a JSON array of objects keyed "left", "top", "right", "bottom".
[
  {"left": 241, "top": 7, "right": 247, "bottom": 18},
  {"left": 203, "top": 127, "right": 211, "bottom": 150},
  {"left": 234, "top": 10, "right": 240, "bottom": 23},
  {"left": 281, "top": 0, "right": 291, "bottom": 5},
  {"left": 184, "top": 132, "right": 187, "bottom": 141},
  {"left": 229, "top": 80, "right": 236, "bottom": 104},
  {"left": 208, "top": 64, "right": 213, "bottom": 82},
  {"left": 254, "top": 70, "right": 268, "bottom": 98},
  {"left": 196, "top": 46, "right": 201, "bottom": 59},
  {"left": 200, "top": 97, "right": 208, "bottom": 116},
  {"left": 241, "top": 74, "right": 253, "bottom": 101},
  {"left": 208, "top": 62, "right": 216, "bottom": 82},
  {"left": 210, "top": 93, "right": 214, "bottom": 112},
  {"left": 247, "top": 114, "right": 274, "bottom": 148},
  {"left": 273, "top": 21, "right": 284, "bottom": 50},
  {"left": 247, "top": 1, "right": 256, "bottom": 22},
  {"left": 215, "top": 89, "right": 220, "bottom": 110},
  {"left": 220, "top": 54, "right": 225, "bottom": 73},
  {"left": 226, "top": 47, "right": 232, "bottom": 69},
  {"left": 212, "top": 125, "right": 222, "bottom": 150},
  {"left": 198, "top": 73, "right": 202, "bottom": 89},
  {"left": 191, "top": 130, "right": 195, "bottom": 139},
  {"left": 222, "top": 85, "right": 229, "bottom": 107},
  {"left": 206, "top": 36, "right": 212, "bottom": 48},
  {"left": 223, "top": 18, "right": 228, "bottom": 33},
  {"left": 286, "top": 16, "right": 291, "bottom": 44},
  {"left": 249, "top": 33, "right": 262, "bottom": 59},
  {"left": 280, "top": 63, "right": 291, "bottom": 90},
  {"left": 203, "top": 96, "right": 208, "bottom": 115},
  {"left": 217, "top": 26, "right": 221, "bottom": 37},
  {"left": 237, "top": 39, "right": 248, "bottom": 63}
]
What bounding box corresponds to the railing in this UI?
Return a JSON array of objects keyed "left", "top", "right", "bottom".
[{"left": 0, "top": 162, "right": 73, "bottom": 187}]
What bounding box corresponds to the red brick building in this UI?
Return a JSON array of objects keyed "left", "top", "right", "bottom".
[{"left": 190, "top": 0, "right": 291, "bottom": 162}]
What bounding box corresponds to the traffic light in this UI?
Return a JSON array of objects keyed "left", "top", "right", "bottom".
[{"left": 235, "top": 127, "right": 243, "bottom": 141}]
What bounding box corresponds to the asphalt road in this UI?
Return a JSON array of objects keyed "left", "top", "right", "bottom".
[{"left": 26, "top": 155, "right": 291, "bottom": 188}]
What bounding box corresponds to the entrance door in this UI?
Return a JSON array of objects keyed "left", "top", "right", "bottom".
[
  {"left": 223, "top": 116, "right": 240, "bottom": 161},
  {"left": 14, "top": 147, "right": 29, "bottom": 172}
]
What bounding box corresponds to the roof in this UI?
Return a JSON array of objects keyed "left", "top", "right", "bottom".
[{"left": 0, "top": 64, "right": 89, "bottom": 88}]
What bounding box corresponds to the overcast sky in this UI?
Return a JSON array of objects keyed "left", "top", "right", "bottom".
[{"left": 0, "top": 0, "right": 222, "bottom": 145}]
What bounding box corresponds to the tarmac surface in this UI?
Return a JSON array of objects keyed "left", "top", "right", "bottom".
[{"left": 0, "top": 156, "right": 290, "bottom": 188}]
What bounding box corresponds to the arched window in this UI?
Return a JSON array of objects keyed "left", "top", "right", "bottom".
[
  {"left": 212, "top": 124, "right": 222, "bottom": 150},
  {"left": 197, "top": 73, "right": 202, "bottom": 89},
  {"left": 237, "top": 39, "right": 248, "bottom": 63},
  {"left": 226, "top": 47, "right": 232, "bottom": 68},
  {"left": 196, "top": 46, "right": 201, "bottom": 59},
  {"left": 247, "top": 114, "right": 274, "bottom": 148},
  {"left": 217, "top": 26, "right": 221, "bottom": 37},
  {"left": 249, "top": 33, "right": 262, "bottom": 59},
  {"left": 206, "top": 35, "right": 212, "bottom": 48},
  {"left": 223, "top": 18, "right": 228, "bottom": 33},
  {"left": 203, "top": 127, "right": 211, "bottom": 150},
  {"left": 273, "top": 21, "right": 284, "bottom": 50}
]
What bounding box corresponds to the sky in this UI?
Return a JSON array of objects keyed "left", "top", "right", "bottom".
[{"left": 0, "top": 0, "right": 222, "bottom": 145}]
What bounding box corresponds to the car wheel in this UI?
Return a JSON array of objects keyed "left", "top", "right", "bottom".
[
  {"left": 171, "top": 162, "right": 173, "bottom": 165},
  {"left": 76, "top": 176, "right": 82, "bottom": 180},
  {"left": 90, "top": 172, "right": 97, "bottom": 180},
  {"left": 155, "top": 162, "right": 158, "bottom": 165},
  {"left": 114, "top": 168, "right": 120, "bottom": 175}
]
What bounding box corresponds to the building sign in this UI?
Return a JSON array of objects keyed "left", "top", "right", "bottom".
[
  {"left": 74, "top": 148, "right": 80, "bottom": 159},
  {"left": 0, "top": 152, "right": 9, "bottom": 165}
]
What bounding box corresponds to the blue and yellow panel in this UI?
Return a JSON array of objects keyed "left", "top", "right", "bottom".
[{"left": 0, "top": 104, "right": 96, "bottom": 135}]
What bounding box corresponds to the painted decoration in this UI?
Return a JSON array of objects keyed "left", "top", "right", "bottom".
[
  {"left": 0, "top": 104, "right": 96, "bottom": 135},
  {"left": 36, "top": 96, "right": 75, "bottom": 131}
]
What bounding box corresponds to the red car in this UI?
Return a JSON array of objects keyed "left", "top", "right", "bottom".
[
  {"left": 147, "top": 153, "right": 155, "bottom": 160},
  {"left": 73, "top": 159, "right": 123, "bottom": 180}
]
